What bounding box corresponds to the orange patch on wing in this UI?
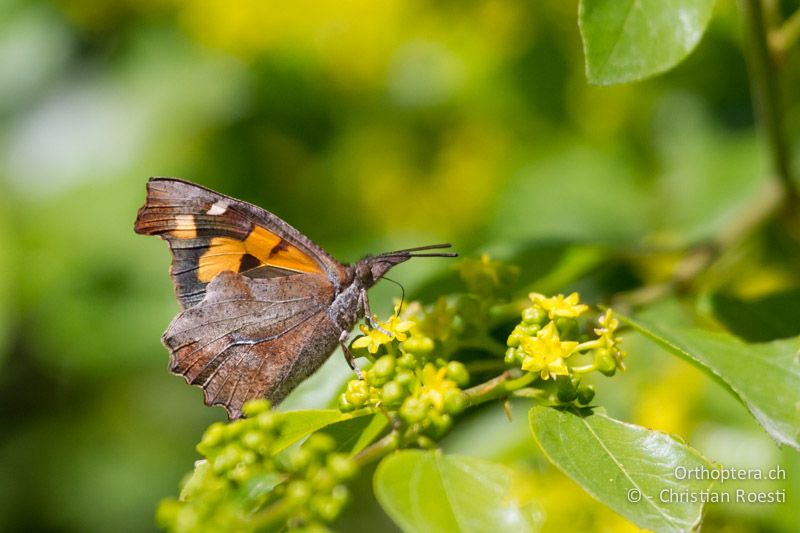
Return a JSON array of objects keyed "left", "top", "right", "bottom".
[{"left": 198, "top": 226, "right": 321, "bottom": 282}]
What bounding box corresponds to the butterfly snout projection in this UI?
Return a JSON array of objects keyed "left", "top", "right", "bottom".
[{"left": 134, "top": 178, "right": 456, "bottom": 419}]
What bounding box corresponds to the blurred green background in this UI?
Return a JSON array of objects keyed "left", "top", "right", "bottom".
[{"left": 1, "top": 0, "right": 799, "bottom": 531}]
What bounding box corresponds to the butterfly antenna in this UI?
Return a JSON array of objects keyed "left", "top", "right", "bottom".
[
  {"left": 382, "top": 276, "right": 406, "bottom": 318},
  {"left": 405, "top": 252, "right": 458, "bottom": 258},
  {"left": 379, "top": 243, "right": 454, "bottom": 256}
]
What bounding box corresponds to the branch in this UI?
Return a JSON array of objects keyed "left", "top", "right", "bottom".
[{"left": 461, "top": 369, "right": 537, "bottom": 408}]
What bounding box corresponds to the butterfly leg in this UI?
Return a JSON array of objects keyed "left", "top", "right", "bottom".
[
  {"left": 339, "top": 329, "right": 364, "bottom": 380},
  {"left": 360, "top": 291, "right": 392, "bottom": 336}
]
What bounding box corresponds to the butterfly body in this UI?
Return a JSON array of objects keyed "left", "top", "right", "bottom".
[{"left": 135, "top": 178, "right": 454, "bottom": 418}]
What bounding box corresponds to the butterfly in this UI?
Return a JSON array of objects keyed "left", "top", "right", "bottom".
[{"left": 134, "top": 178, "right": 456, "bottom": 419}]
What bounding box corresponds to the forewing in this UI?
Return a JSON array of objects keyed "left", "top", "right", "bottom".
[
  {"left": 163, "top": 270, "right": 339, "bottom": 418},
  {"left": 134, "top": 177, "right": 347, "bottom": 308}
]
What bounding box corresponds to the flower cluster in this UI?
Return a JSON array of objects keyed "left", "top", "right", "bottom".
[
  {"left": 505, "top": 292, "right": 625, "bottom": 404},
  {"left": 157, "top": 400, "right": 358, "bottom": 533},
  {"left": 343, "top": 303, "right": 470, "bottom": 437}
]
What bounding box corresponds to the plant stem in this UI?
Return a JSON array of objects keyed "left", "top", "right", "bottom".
[
  {"left": 353, "top": 431, "right": 400, "bottom": 468},
  {"left": 741, "top": 0, "right": 799, "bottom": 212},
  {"left": 461, "top": 369, "right": 539, "bottom": 407}
]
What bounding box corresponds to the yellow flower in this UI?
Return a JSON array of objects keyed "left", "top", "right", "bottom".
[
  {"left": 418, "top": 363, "right": 457, "bottom": 411},
  {"left": 595, "top": 309, "right": 625, "bottom": 370},
  {"left": 519, "top": 321, "right": 577, "bottom": 379},
  {"left": 351, "top": 315, "right": 415, "bottom": 354},
  {"left": 594, "top": 309, "right": 619, "bottom": 343},
  {"left": 529, "top": 292, "right": 588, "bottom": 319}
]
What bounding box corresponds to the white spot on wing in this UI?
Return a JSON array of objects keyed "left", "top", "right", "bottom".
[
  {"left": 206, "top": 201, "right": 228, "bottom": 216},
  {"left": 175, "top": 214, "right": 194, "bottom": 229}
]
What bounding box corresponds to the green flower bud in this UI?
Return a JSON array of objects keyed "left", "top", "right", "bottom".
[
  {"left": 197, "top": 422, "right": 227, "bottom": 455},
  {"left": 212, "top": 445, "right": 240, "bottom": 474},
  {"left": 428, "top": 412, "right": 452, "bottom": 436},
  {"left": 310, "top": 493, "right": 343, "bottom": 523},
  {"left": 331, "top": 484, "right": 349, "bottom": 505},
  {"left": 522, "top": 306, "right": 546, "bottom": 325},
  {"left": 507, "top": 330, "right": 524, "bottom": 348},
  {"left": 242, "top": 431, "right": 266, "bottom": 451},
  {"left": 327, "top": 454, "right": 358, "bottom": 481},
  {"left": 242, "top": 399, "right": 271, "bottom": 417},
  {"left": 577, "top": 384, "right": 596, "bottom": 405},
  {"left": 286, "top": 447, "right": 313, "bottom": 472},
  {"left": 556, "top": 385, "right": 578, "bottom": 403},
  {"left": 416, "top": 435, "right": 436, "bottom": 449},
  {"left": 256, "top": 411, "right": 279, "bottom": 432},
  {"left": 365, "top": 369, "right": 389, "bottom": 388},
  {"left": 285, "top": 480, "right": 312, "bottom": 503},
  {"left": 395, "top": 369, "right": 415, "bottom": 387},
  {"left": 372, "top": 354, "right": 396, "bottom": 378},
  {"left": 445, "top": 361, "right": 469, "bottom": 386},
  {"left": 402, "top": 336, "right": 434, "bottom": 356},
  {"left": 228, "top": 462, "right": 250, "bottom": 482},
  {"left": 224, "top": 420, "right": 245, "bottom": 439},
  {"left": 305, "top": 433, "right": 336, "bottom": 455},
  {"left": 400, "top": 397, "right": 427, "bottom": 423},
  {"left": 155, "top": 500, "right": 181, "bottom": 528},
  {"left": 595, "top": 349, "right": 616, "bottom": 376},
  {"left": 397, "top": 352, "right": 418, "bottom": 369},
  {"left": 381, "top": 380, "right": 404, "bottom": 406},
  {"left": 521, "top": 324, "right": 540, "bottom": 336},
  {"left": 239, "top": 450, "right": 256, "bottom": 465},
  {"left": 338, "top": 393, "right": 355, "bottom": 412},
  {"left": 345, "top": 379, "right": 370, "bottom": 407},
  {"left": 504, "top": 347, "right": 520, "bottom": 365},
  {"left": 555, "top": 318, "right": 578, "bottom": 339},
  {"left": 555, "top": 375, "right": 580, "bottom": 403},
  {"left": 443, "top": 388, "right": 465, "bottom": 414},
  {"left": 310, "top": 468, "right": 336, "bottom": 492}
]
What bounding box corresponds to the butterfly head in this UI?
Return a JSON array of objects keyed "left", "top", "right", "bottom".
[{"left": 354, "top": 243, "right": 457, "bottom": 288}]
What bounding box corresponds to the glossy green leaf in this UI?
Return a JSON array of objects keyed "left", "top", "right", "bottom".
[
  {"left": 374, "top": 450, "right": 541, "bottom": 533},
  {"left": 621, "top": 314, "right": 800, "bottom": 450},
  {"left": 271, "top": 409, "right": 371, "bottom": 453},
  {"left": 579, "top": 0, "right": 716, "bottom": 85},
  {"left": 529, "top": 407, "right": 712, "bottom": 532}
]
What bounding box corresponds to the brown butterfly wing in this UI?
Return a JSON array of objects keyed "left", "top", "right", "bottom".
[
  {"left": 134, "top": 177, "right": 347, "bottom": 308},
  {"left": 163, "top": 270, "right": 341, "bottom": 418}
]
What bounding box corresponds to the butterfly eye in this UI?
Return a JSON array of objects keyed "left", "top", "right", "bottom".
[{"left": 356, "top": 262, "right": 374, "bottom": 284}]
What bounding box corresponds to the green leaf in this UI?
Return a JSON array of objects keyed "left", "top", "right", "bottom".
[
  {"left": 579, "top": 0, "right": 716, "bottom": 85},
  {"left": 709, "top": 289, "right": 800, "bottom": 342},
  {"left": 350, "top": 414, "right": 390, "bottom": 454},
  {"left": 316, "top": 413, "right": 389, "bottom": 455},
  {"left": 374, "top": 450, "right": 541, "bottom": 533},
  {"left": 271, "top": 409, "right": 371, "bottom": 454},
  {"left": 529, "top": 407, "right": 713, "bottom": 532},
  {"left": 621, "top": 314, "right": 800, "bottom": 450}
]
